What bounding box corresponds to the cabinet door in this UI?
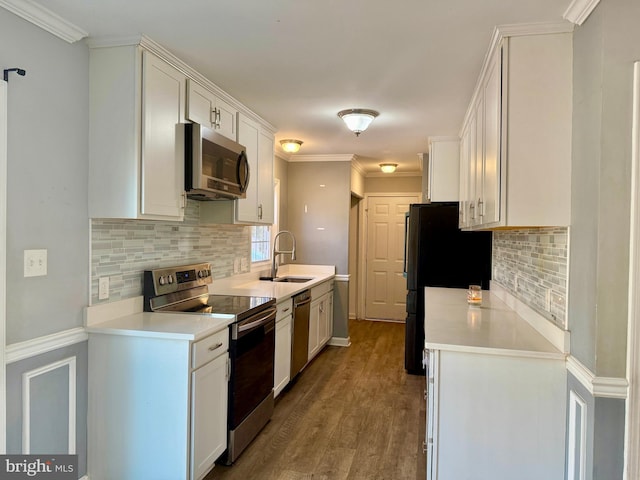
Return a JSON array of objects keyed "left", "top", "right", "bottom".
[
  {"left": 236, "top": 114, "right": 260, "bottom": 222},
  {"left": 186, "top": 79, "right": 215, "bottom": 128},
  {"left": 141, "top": 51, "right": 186, "bottom": 219},
  {"left": 318, "top": 296, "right": 329, "bottom": 347},
  {"left": 274, "top": 315, "right": 292, "bottom": 397},
  {"left": 458, "top": 127, "right": 470, "bottom": 228},
  {"left": 472, "top": 97, "right": 484, "bottom": 227},
  {"left": 308, "top": 299, "right": 321, "bottom": 360},
  {"left": 216, "top": 97, "right": 237, "bottom": 141},
  {"left": 481, "top": 48, "right": 502, "bottom": 225},
  {"left": 257, "top": 130, "right": 275, "bottom": 224},
  {"left": 191, "top": 353, "right": 228, "bottom": 480}
]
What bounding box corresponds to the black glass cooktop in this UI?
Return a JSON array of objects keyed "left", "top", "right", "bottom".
[{"left": 204, "top": 295, "right": 274, "bottom": 317}]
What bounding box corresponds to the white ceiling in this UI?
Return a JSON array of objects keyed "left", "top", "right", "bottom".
[{"left": 36, "top": 0, "right": 570, "bottom": 174}]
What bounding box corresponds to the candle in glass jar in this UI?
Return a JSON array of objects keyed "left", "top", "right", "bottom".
[{"left": 467, "top": 285, "right": 482, "bottom": 305}]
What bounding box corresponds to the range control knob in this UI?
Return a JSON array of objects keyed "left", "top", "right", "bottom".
[
  {"left": 159, "top": 276, "right": 166, "bottom": 286},
  {"left": 198, "top": 270, "right": 204, "bottom": 278},
  {"left": 167, "top": 274, "right": 174, "bottom": 284}
]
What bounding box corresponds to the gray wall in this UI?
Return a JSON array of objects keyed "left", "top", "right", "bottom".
[
  {"left": 569, "top": 0, "right": 638, "bottom": 379},
  {"left": 2, "top": 9, "right": 89, "bottom": 475},
  {"left": 364, "top": 174, "right": 422, "bottom": 194},
  {"left": 6, "top": 343, "right": 88, "bottom": 475},
  {"left": 2, "top": 9, "right": 89, "bottom": 344},
  {"left": 287, "top": 161, "right": 351, "bottom": 274},
  {"left": 274, "top": 153, "right": 289, "bottom": 232}
]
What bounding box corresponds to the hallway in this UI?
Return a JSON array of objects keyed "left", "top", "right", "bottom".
[{"left": 207, "top": 319, "right": 426, "bottom": 480}]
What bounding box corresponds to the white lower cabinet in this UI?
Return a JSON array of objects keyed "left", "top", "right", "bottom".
[
  {"left": 88, "top": 328, "right": 229, "bottom": 480},
  {"left": 308, "top": 281, "right": 334, "bottom": 362},
  {"left": 425, "top": 348, "right": 566, "bottom": 480},
  {"left": 191, "top": 352, "right": 229, "bottom": 480},
  {"left": 274, "top": 298, "right": 293, "bottom": 397}
]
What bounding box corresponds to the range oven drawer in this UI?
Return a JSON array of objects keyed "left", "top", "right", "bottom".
[{"left": 192, "top": 328, "right": 229, "bottom": 369}]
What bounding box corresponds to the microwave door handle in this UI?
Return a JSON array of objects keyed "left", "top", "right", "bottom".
[{"left": 237, "top": 152, "right": 250, "bottom": 193}]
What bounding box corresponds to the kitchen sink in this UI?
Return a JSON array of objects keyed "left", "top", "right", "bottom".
[{"left": 260, "top": 276, "right": 314, "bottom": 283}]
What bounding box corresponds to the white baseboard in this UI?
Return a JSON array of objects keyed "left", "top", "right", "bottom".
[{"left": 328, "top": 336, "right": 351, "bottom": 347}]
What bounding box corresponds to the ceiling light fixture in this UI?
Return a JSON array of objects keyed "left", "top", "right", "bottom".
[
  {"left": 380, "top": 163, "right": 398, "bottom": 173},
  {"left": 337, "top": 108, "right": 379, "bottom": 136},
  {"left": 280, "top": 139, "right": 303, "bottom": 153}
]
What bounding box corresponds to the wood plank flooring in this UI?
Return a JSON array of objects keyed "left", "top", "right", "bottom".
[{"left": 206, "top": 319, "right": 426, "bottom": 480}]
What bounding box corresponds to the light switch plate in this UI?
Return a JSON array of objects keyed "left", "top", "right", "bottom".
[
  {"left": 98, "top": 277, "right": 110, "bottom": 300},
  {"left": 24, "top": 249, "right": 47, "bottom": 277}
]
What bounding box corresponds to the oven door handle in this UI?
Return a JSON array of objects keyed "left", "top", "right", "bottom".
[{"left": 237, "top": 307, "right": 277, "bottom": 334}]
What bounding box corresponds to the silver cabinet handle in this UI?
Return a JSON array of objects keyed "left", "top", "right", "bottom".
[
  {"left": 208, "top": 342, "right": 223, "bottom": 352},
  {"left": 478, "top": 198, "right": 484, "bottom": 217}
]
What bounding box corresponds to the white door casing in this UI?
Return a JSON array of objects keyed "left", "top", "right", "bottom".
[
  {"left": 364, "top": 194, "right": 420, "bottom": 321},
  {"left": 1, "top": 78, "right": 8, "bottom": 453},
  {"left": 625, "top": 60, "right": 640, "bottom": 480}
]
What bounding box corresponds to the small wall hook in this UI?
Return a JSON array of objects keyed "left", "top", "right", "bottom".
[{"left": 3, "top": 68, "right": 26, "bottom": 82}]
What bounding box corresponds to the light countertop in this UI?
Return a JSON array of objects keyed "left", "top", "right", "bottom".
[
  {"left": 84, "top": 264, "right": 335, "bottom": 339},
  {"left": 207, "top": 264, "right": 336, "bottom": 302},
  {"left": 85, "top": 311, "right": 235, "bottom": 341},
  {"left": 424, "top": 287, "right": 565, "bottom": 359}
]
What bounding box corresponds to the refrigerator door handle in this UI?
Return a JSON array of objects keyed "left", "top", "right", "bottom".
[{"left": 403, "top": 211, "right": 410, "bottom": 279}]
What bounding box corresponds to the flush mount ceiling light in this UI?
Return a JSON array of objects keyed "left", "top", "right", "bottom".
[
  {"left": 380, "top": 163, "right": 398, "bottom": 173},
  {"left": 337, "top": 108, "right": 379, "bottom": 136},
  {"left": 280, "top": 139, "right": 303, "bottom": 153}
]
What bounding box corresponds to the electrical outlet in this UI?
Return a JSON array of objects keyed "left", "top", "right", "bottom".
[
  {"left": 99, "top": 277, "right": 110, "bottom": 300},
  {"left": 233, "top": 258, "right": 240, "bottom": 274},
  {"left": 241, "top": 257, "right": 248, "bottom": 271},
  {"left": 514, "top": 274, "right": 519, "bottom": 292},
  {"left": 24, "top": 249, "right": 47, "bottom": 277},
  {"left": 545, "top": 288, "right": 552, "bottom": 311}
]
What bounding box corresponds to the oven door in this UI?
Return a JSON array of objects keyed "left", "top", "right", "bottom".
[{"left": 229, "top": 306, "right": 276, "bottom": 428}]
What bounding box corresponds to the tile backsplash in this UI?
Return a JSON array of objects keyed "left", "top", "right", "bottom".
[
  {"left": 91, "top": 200, "right": 251, "bottom": 304},
  {"left": 492, "top": 227, "right": 569, "bottom": 328}
]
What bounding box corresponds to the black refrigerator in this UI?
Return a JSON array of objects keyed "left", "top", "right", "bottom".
[{"left": 404, "top": 202, "right": 492, "bottom": 374}]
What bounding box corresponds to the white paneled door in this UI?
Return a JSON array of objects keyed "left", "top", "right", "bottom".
[{"left": 364, "top": 195, "right": 419, "bottom": 320}]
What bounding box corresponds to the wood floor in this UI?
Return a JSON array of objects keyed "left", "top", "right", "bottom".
[{"left": 206, "top": 319, "right": 426, "bottom": 480}]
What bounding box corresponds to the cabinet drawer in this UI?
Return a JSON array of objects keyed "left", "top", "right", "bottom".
[
  {"left": 276, "top": 299, "right": 293, "bottom": 322},
  {"left": 192, "top": 329, "right": 229, "bottom": 370},
  {"left": 311, "top": 280, "right": 333, "bottom": 300}
]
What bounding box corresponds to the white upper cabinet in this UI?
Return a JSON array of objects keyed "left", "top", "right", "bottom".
[
  {"left": 186, "top": 79, "right": 237, "bottom": 141},
  {"left": 426, "top": 137, "right": 460, "bottom": 202},
  {"left": 200, "top": 113, "right": 275, "bottom": 225},
  {"left": 459, "top": 24, "right": 573, "bottom": 230},
  {"left": 89, "top": 45, "right": 187, "bottom": 220}
]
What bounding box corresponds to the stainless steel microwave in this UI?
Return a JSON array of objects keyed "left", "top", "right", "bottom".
[{"left": 184, "top": 123, "right": 249, "bottom": 200}]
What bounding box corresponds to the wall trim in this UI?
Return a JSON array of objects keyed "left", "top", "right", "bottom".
[
  {"left": 0, "top": 0, "right": 88, "bottom": 43},
  {"left": 491, "top": 282, "right": 570, "bottom": 353},
  {"left": 365, "top": 171, "right": 422, "bottom": 178},
  {"left": 625, "top": 60, "right": 640, "bottom": 480},
  {"left": 328, "top": 336, "right": 351, "bottom": 347},
  {"left": 563, "top": 0, "right": 601, "bottom": 25},
  {"left": 1, "top": 66, "right": 7, "bottom": 454},
  {"left": 334, "top": 274, "right": 349, "bottom": 282},
  {"left": 567, "top": 355, "right": 629, "bottom": 399},
  {"left": 6, "top": 327, "right": 88, "bottom": 364},
  {"left": 22, "top": 356, "right": 77, "bottom": 454},
  {"left": 567, "top": 390, "right": 588, "bottom": 480}
]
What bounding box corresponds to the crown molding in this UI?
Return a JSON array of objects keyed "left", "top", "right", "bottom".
[
  {"left": 288, "top": 154, "right": 355, "bottom": 163},
  {"left": 351, "top": 158, "right": 366, "bottom": 175},
  {"left": 0, "top": 0, "right": 87, "bottom": 43},
  {"left": 563, "top": 0, "right": 601, "bottom": 25}
]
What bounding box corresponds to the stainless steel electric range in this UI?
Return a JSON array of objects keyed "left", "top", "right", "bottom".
[{"left": 143, "top": 262, "right": 277, "bottom": 465}]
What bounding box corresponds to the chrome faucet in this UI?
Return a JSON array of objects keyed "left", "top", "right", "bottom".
[{"left": 271, "top": 230, "right": 296, "bottom": 279}]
